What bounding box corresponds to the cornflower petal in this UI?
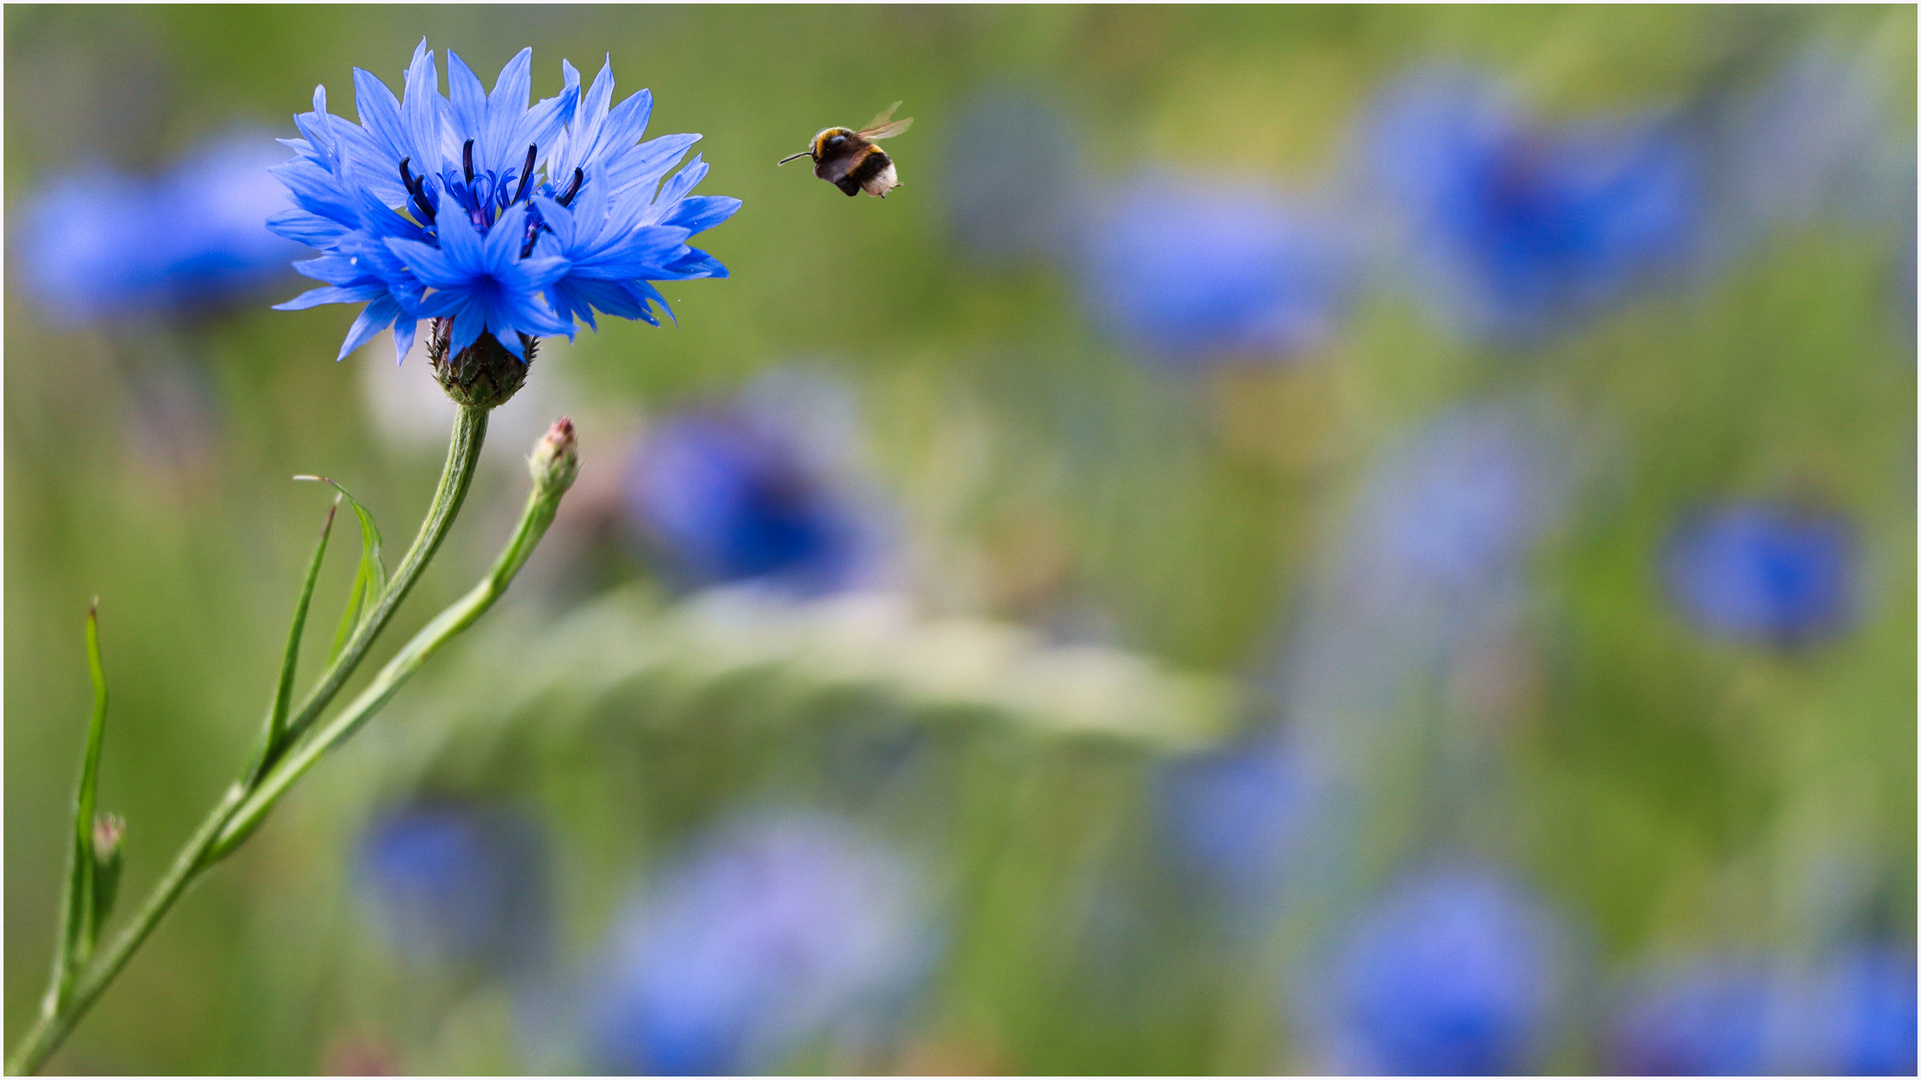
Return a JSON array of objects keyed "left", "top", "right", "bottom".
[
  {"left": 275, "top": 283, "right": 385, "bottom": 311},
  {"left": 663, "top": 195, "right": 743, "bottom": 236},
  {"left": 352, "top": 65, "right": 414, "bottom": 171},
  {"left": 446, "top": 50, "right": 489, "bottom": 145},
  {"left": 400, "top": 40, "right": 445, "bottom": 176},
  {"left": 483, "top": 48, "right": 534, "bottom": 175},
  {"left": 268, "top": 208, "right": 352, "bottom": 247},
  {"left": 274, "top": 41, "right": 735, "bottom": 360},
  {"left": 337, "top": 293, "right": 404, "bottom": 360}
]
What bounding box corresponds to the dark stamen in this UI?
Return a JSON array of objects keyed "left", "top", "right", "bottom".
[
  {"left": 511, "top": 144, "right": 538, "bottom": 204},
  {"left": 398, "top": 157, "right": 436, "bottom": 224},
  {"left": 558, "top": 168, "right": 584, "bottom": 207},
  {"left": 462, "top": 140, "right": 476, "bottom": 184}
]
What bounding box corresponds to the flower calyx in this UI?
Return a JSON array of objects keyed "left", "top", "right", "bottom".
[{"left": 427, "top": 317, "right": 535, "bottom": 410}]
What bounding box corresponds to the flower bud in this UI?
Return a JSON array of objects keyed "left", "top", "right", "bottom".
[
  {"left": 530, "top": 416, "right": 580, "bottom": 494},
  {"left": 91, "top": 813, "right": 125, "bottom": 930},
  {"left": 428, "top": 318, "right": 535, "bottom": 410}
]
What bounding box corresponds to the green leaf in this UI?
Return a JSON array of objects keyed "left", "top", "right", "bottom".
[
  {"left": 294, "top": 477, "right": 386, "bottom": 664},
  {"left": 250, "top": 496, "right": 339, "bottom": 780},
  {"left": 48, "top": 603, "right": 110, "bottom": 1003}
]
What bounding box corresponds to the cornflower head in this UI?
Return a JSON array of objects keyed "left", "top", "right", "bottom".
[
  {"left": 1282, "top": 399, "right": 1572, "bottom": 726},
  {"left": 1154, "top": 733, "right": 1326, "bottom": 906},
  {"left": 1607, "top": 956, "right": 1777, "bottom": 1075},
  {"left": 355, "top": 801, "right": 552, "bottom": 974},
  {"left": 1781, "top": 943, "right": 1918, "bottom": 1076},
  {"left": 20, "top": 130, "right": 304, "bottom": 325},
  {"left": 1083, "top": 177, "right": 1356, "bottom": 369},
  {"left": 620, "top": 372, "right": 888, "bottom": 596},
  {"left": 1609, "top": 945, "right": 1918, "bottom": 1075},
  {"left": 1661, "top": 498, "right": 1859, "bottom": 650},
  {"left": 1365, "top": 68, "right": 1704, "bottom": 344},
  {"left": 271, "top": 41, "right": 739, "bottom": 408},
  {"left": 590, "top": 812, "right": 937, "bottom": 1075},
  {"left": 1304, "top": 865, "right": 1569, "bottom": 1075}
]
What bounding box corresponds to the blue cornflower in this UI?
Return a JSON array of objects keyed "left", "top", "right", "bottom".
[
  {"left": 590, "top": 812, "right": 937, "bottom": 1075},
  {"left": 1779, "top": 944, "right": 1918, "bottom": 1076},
  {"left": 1155, "top": 733, "right": 1325, "bottom": 904},
  {"left": 1312, "top": 866, "right": 1567, "bottom": 1075},
  {"left": 621, "top": 384, "right": 881, "bottom": 595},
  {"left": 1608, "top": 957, "right": 1776, "bottom": 1075},
  {"left": 1279, "top": 400, "right": 1571, "bottom": 728},
  {"left": 1366, "top": 68, "right": 1703, "bottom": 342},
  {"left": 270, "top": 41, "right": 738, "bottom": 392},
  {"left": 1082, "top": 177, "right": 1355, "bottom": 368},
  {"left": 19, "top": 130, "right": 305, "bottom": 325},
  {"left": 1661, "top": 499, "right": 1859, "bottom": 648},
  {"left": 355, "top": 801, "right": 551, "bottom": 972},
  {"left": 1611, "top": 945, "right": 1918, "bottom": 1075}
]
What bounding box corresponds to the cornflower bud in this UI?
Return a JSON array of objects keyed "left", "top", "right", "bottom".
[
  {"left": 530, "top": 416, "right": 580, "bottom": 495},
  {"left": 91, "top": 813, "right": 126, "bottom": 932}
]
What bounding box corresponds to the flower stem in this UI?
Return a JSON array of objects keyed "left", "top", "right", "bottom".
[
  {"left": 213, "top": 446, "right": 574, "bottom": 854},
  {"left": 4, "top": 403, "right": 559, "bottom": 1076},
  {"left": 271, "top": 404, "right": 488, "bottom": 758}
]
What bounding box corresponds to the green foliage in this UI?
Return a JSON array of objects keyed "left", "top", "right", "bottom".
[
  {"left": 3, "top": 4, "right": 1913, "bottom": 1073},
  {"left": 251, "top": 497, "right": 339, "bottom": 777},
  {"left": 44, "top": 605, "right": 115, "bottom": 1019},
  {"left": 294, "top": 478, "right": 386, "bottom": 666}
]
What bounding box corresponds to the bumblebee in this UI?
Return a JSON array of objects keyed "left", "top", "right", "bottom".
[{"left": 779, "top": 102, "right": 914, "bottom": 197}]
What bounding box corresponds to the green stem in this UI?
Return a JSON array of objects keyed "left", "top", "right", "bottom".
[
  {"left": 273, "top": 404, "right": 487, "bottom": 754},
  {"left": 5, "top": 404, "right": 521, "bottom": 1076},
  {"left": 8, "top": 785, "right": 247, "bottom": 1077},
  {"left": 213, "top": 468, "right": 568, "bottom": 854}
]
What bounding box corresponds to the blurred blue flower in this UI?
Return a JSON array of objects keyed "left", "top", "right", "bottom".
[
  {"left": 272, "top": 40, "right": 738, "bottom": 362},
  {"left": 1366, "top": 68, "right": 1704, "bottom": 342},
  {"left": 355, "top": 802, "right": 551, "bottom": 972},
  {"left": 19, "top": 130, "right": 305, "bottom": 325},
  {"left": 1313, "top": 866, "right": 1566, "bottom": 1075},
  {"left": 590, "top": 812, "right": 936, "bottom": 1075},
  {"left": 1082, "top": 178, "right": 1355, "bottom": 368},
  {"left": 1608, "top": 957, "right": 1775, "bottom": 1075},
  {"left": 1281, "top": 399, "right": 1571, "bottom": 723},
  {"left": 1155, "top": 733, "right": 1324, "bottom": 903},
  {"left": 1662, "top": 499, "right": 1859, "bottom": 647},
  {"left": 622, "top": 399, "right": 877, "bottom": 595},
  {"left": 946, "top": 88, "right": 1084, "bottom": 265},
  {"left": 1610, "top": 944, "right": 1916, "bottom": 1076},
  {"left": 1780, "top": 944, "right": 1918, "bottom": 1076}
]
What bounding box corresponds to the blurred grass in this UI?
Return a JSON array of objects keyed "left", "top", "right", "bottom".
[{"left": 5, "top": 4, "right": 1914, "bottom": 1073}]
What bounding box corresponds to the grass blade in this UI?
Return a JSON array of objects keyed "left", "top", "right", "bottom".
[{"left": 294, "top": 477, "right": 386, "bottom": 664}]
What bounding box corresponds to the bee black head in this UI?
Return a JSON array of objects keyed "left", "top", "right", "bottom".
[{"left": 814, "top": 127, "right": 856, "bottom": 158}]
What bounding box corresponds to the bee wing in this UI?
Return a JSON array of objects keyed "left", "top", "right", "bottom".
[
  {"left": 859, "top": 116, "right": 914, "bottom": 141},
  {"left": 858, "top": 101, "right": 913, "bottom": 140}
]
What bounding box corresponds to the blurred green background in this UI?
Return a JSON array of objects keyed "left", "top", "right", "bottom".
[{"left": 5, "top": 4, "right": 1915, "bottom": 1074}]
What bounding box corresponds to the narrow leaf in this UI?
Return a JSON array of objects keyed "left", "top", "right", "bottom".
[
  {"left": 252, "top": 497, "right": 340, "bottom": 778},
  {"left": 295, "top": 477, "right": 386, "bottom": 663},
  {"left": 49, "top": 602, "right": 110, "bottom": 1003}
]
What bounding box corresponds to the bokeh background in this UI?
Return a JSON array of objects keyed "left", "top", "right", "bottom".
[{"left": 5, "top": 4, "right": 1916, "bottom": 1074}]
